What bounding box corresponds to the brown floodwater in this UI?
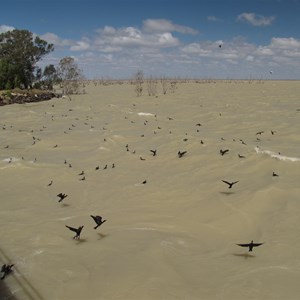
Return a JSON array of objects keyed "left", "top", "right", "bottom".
[{"left": 1, "top": 80, "right": 300, "bottom": 299}]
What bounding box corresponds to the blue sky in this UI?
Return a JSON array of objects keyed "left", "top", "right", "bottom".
[{"left": 1, "top": 0, "right": 300, "bottom": 79}]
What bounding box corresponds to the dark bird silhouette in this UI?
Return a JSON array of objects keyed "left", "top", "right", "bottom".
[
  {"left": 219, "top": 44, "right": 222, "bottom": 48},
  {"left": 256, "top": 131, "right": 264, "bottom": 135},
  {"left": 78, "top": 171, "right": 84, "bottom": 176},
  {"left": 140, "top": 156, "right": 146, "bottom": 161},
  {"left": 271, "top": 130, "right": 276, "bottom": 135},
  {"left": 1, "top": 264, "right": 14, "bottom": 280},
  {"left": 272, "top": 172, "right": 279, "bottom": 177},
  {"left": 103, "top": 164, "right": 107, "bottom": 170},
  {"left": 238, "top": 154, "right": 246, "bottom": 158},
  {"left": 95, "top": 166, "right": 99, "bottom": 170},
  {"left": 79, "top": 176, "right": 86, "bottom": 181},
  {"left": 237, "top": 240, "right": 264, "bottom": 252},
  {"left": 65, "top": 225, "right": 84, "bottom": 239},
  {"left": 150, "top": 149, "right": 157, "bottom": 156},
  {"left": 178, "top": 151, "right": 187, "bottom": 158},
  {"left": 220, "top": 149, "right": 229, "bottom": 156},
  {"left": 57, "top": 193, "right": 68, "bottom": 202},
  {"left": 222, "top": 180, "right": 239, "bottom": 189},
  {"left": 90, "top": 215, "right": 107, "bottom": 229},
  {"left": 47, "top": 180, "right": 53, "bottom": 186},
  {"left": 142, "top": 180, "right": 147, "bottom": 184}
]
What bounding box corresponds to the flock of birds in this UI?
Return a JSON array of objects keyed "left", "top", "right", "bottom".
[{"left": 1, "top": 84, "right": 285, "bottom": 282}]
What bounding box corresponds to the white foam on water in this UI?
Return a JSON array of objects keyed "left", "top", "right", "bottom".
[
  {"left": 127, "top": 227, "right": 159, "bottom": 231},
  {"left": 56, "top": 216, "right": 77, "bottom": 221},
  {"left": 2, "top": 157, "right": 20, "bottom": 162},
  {"left": 255, "top": 147, "right": 300, "bottom": 162},
  {"left": 97, "top": 146, "right": 110, "bottom": 151},
  {"left": 137, "top": 112, "right": 155, "bottom": 116}
]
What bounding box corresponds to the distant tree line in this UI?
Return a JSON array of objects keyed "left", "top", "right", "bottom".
[{"left": 0, "top": 29, "right": 84, "bottom": 94}]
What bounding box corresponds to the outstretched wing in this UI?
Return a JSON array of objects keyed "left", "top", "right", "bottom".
[
  {"left": 222, "top": 180, "right": 231, "bottom": 185},
  {"left": 232, "top": 181, "right": 239, "bottom": 185},
  {"left": 65, "top": 225, "right": 78, "bottom": 233},
  {"left": 90, "top": 215, "right": 102, "bottom": 224},
  {"left": 237, "top": 243, "right": 250, "bottom": 248},
  {"left": 252, "top": 243, "right": 264, "bottom": 247}
]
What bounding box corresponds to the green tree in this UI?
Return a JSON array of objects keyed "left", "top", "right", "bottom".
[
  {"left": 42, "top": 64, "right": 59, "bottom": 90},
  {"left": 0, "top": 29, "right": 54, "bottom": 89}
]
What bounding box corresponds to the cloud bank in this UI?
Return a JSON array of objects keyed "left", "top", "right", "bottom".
[
  {"left": 237, "top": 13, "right": 275, "bottom": 26},
  {"left": 1, "top": 17, "right": 300, "bottom": 79}
]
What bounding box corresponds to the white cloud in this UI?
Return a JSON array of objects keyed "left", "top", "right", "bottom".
[
  {"left": 255, "top": 46, "right": 274, "bottom": 56},
  {"left": 70, "top": 40, "right": 90, "bottom": 51},
  {"left": 0, "top": 25, "right": 15, "bottom": 33},
  {"left": 40, "top": 32, "right": 72, "bottom": 47},
  {"left": 94, "top": 25, "right": 179, "bottom": 49},
  {"left": 270, "top": 37, "right": 300, "bottom": 49},
  {"left": 143, "top": 19, "right": 198, "bottom": 34},
  {"left": 237, "top": 13, "right": 275, "bottom": 26}
]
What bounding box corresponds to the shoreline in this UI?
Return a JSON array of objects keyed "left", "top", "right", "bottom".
[{"left": 0, "top": 90, "right": 62, "bottom": 107}]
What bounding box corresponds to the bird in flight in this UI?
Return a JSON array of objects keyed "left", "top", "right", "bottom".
[
  {"left": 236, "top": 240, "right": 264, "bottom": 252},
  {"left": 178, "top": 151, "right": 187, "bottom": 158},
  {"left": 220, "top": 149, "right": 229, "bottom": 156},
  {"left": 150, "top": 149, "right": 157, "bottom": 156},
  {"left": 65, "top": 225, "right": 84, "bottom": 240},
  {"left": 222, "top": 180, "right": 239, "bottom": 189},
  {"left": 90, "top": 215, "right": 107, "bottom": 229},
  {"left": 57, "top": 193, "right": 68, "bottom": 202},
  {"left": 1, "top": 264, "right": 14, "bottom": 280}
]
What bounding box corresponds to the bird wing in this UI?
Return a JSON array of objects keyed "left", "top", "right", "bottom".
[
  {"left": 252, "top": 243, "right": 264, "bottom": 247},
  {"left": 91, "top": 215, "right": 101, "bottom": 224},
  {"left": 57, "top": 193, "right": 63, "bottom": 197},
  {"left": 237, "top": 243, "right": 250, "bottom": 247},
  {"left": 222, "top": 180, "right": 231, "bottom": 185},
  {"left": 232, "top": 181, "right": 239, "bottom": 185},
  {"left": 65, "top": 225, "right": 78, "bottom": 233}
]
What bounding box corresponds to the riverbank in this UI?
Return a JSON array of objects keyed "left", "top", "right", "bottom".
[{"left": 0, "top": 89, "right": 62, "bottom": 106}]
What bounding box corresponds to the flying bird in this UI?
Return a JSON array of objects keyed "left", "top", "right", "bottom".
[
  {"left": 178, "top": 151, "right": 187, "bottom": 158},
  {"left": 1, "top": 264, "right": 14, "bottom": 280},
  {"left": 57, "top": 193, "right": 68, "bottom": 202},
  {"left": 150, "top": 149, "right": 157, "bottom": 156},
  {"left": 222, "top": 180, "right": 239, "bottom": 189},
  {"left": 65, "top": 225, "right": 84, "bottom": 240},
  {"left": 272, "top": 172, "right": 279, "bottom": 177},
  {"left": 47, "top": 180, "right": 53, "bottom": 186},
  {"left": 90, "top": 215, "right": 107, "bottom": 229},
  {"left": 256, "top": 131, "right": 264, "bottom": 135},
  {"left": 236, "top": 240, "right": 264, "bottom": 252},
  {"left": 220, "top": 149, "right": 229, "bottom": 156}
]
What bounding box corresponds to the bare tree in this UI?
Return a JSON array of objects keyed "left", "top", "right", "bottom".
[
  {"left": 146, "top": 76, "right": 158, "bottom": 96},
  {"left": 58, "top": 57, "right": 85, "bottom": 96},
  {"left": 169, "top": 80, "right": 177, "bottom": 93},
  {"left": 160, "top": 77, "right": 169, "bottom": 95},
  {"left": 134, "top": 70, "right": 144, "bottom": 97}
]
